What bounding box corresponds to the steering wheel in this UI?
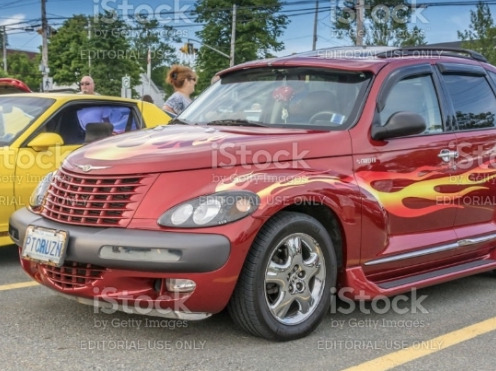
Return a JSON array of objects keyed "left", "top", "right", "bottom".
[{"left": 309, "top": 111, "right": 336, "bottom": 125}]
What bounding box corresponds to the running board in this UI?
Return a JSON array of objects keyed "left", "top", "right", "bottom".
[{"left": 378, "top": 259, "right": 496, "bottom": 289}]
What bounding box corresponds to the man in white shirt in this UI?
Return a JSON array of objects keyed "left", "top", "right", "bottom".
[{"left": 79, "top": 76, "right": 99, "bottom": 95}]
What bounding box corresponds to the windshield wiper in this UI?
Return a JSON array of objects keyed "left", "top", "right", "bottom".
[
  {"left": 170, "top": 117, "right": 191, "bottom": 125},
  {"left": 207, "top": 119, "right": 267, "bottom": 127}
]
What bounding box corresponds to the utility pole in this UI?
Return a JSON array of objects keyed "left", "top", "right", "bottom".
[
  {"left": 312, "top": 1, "right": 319, "bottom": 50},
  {"left": 230, "top": 4, "right": 236, "bottom": 67},
  {"left": 2, "top": 26, "right": 7, "bottom": 73},
  {"left": 356, "top": 0, "right": 364, "bottom": 46},
  {"left": 88, "top": 19, "right": 92, "bottom": 74},
  {"left": 41, "top": 0, "right": 49, "bottom": 90}
]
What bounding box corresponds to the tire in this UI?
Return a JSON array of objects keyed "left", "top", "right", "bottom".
[{"left": 228, "top": 211, "right": 337, "bottom": 341}]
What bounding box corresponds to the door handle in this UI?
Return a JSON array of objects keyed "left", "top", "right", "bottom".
[{"left": 438, "top": 149, "right": 459, "bottom": 163}]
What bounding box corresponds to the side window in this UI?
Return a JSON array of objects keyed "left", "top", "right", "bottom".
[
  {"left": 442, "top": 74, "right": 496, "bottom": 130},
  {"left": 380, "top": 75, "right": 443, "bottom": 134},
  {"left": 76, "top": 105, "right": 137, "bottom": 133},
  {"left": 106, "top": 107, "right": 138, "bottom": 133},
  {"left": 50, "top": 108, "right": 85, "bottom": 145},
  {"left": 46, "top": 105, "right": 140, "bottom": 145}
]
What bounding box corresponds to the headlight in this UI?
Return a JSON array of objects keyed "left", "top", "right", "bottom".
[
  {"left": 29, "top": 171, "right": 55, "bottom": 211},
  {"left": 158, "top": 191, "right": 260, "bottom": 228}
]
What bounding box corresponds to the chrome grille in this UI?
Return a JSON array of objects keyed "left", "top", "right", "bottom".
[{"left": 42, "top": 168, "right": 155, "bottom": 227}]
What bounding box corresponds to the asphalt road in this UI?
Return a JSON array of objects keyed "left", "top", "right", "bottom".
[{"left": 1, "top": 244, "right": 495, "bottom": 371}]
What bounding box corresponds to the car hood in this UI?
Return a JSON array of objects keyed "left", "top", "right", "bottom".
[{"left": 64, "top": 124, "right": 350, "bottom": 175}]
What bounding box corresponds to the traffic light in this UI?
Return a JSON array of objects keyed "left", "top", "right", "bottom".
[
  {"left": 179, "top": 43, "right": 197, "bottom": 55},
  {"left": 179, "top": 43, "right": 189, "bottom": 54}
]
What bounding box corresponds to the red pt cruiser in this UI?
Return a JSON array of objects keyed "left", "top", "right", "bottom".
[{"left": 9, "top": 46, "right": 496, "bottom": 340}]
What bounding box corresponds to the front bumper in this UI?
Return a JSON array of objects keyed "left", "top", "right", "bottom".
[
  {"left": 59, "top": 291, "right": 213, "bottom": 320},
  {"left": 9, "top": 207, "right": 231, "bottom": 273}
]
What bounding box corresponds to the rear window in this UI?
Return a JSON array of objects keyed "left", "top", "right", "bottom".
[{"left": 442, "top": 74, "right": 496, "bottom": 130}]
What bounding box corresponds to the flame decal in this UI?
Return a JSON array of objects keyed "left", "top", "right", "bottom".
[
  {"left": 356, "top": 164, "right": 496, "bottom": 217},
  {"left": 84, "top": 129, "right": 230, "bottom": 161},
  {"left": 215, "top": 171, "right": 343, "bottom": 207}
]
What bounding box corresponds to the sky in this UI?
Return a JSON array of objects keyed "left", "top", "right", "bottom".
[{"left": 1, "top": 0, "right": 495, "bottom": 58}]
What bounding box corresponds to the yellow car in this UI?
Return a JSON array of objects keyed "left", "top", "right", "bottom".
[{"left": 0, "top": 93, "right": 170, "bottom": 247}]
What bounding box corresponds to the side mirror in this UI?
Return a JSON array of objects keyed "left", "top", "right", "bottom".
[
  {"left": 27, "top": 132, "right": 64, "bottom": 151},
  {"left": 371, "top": 112, "right": 427, "bottom": 141}
]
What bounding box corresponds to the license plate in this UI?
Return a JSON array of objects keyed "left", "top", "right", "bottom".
[{"left": 22, "top": 226, "right": 69, "bottom": 267}]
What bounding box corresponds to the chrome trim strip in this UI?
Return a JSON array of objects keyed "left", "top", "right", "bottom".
[
  {"left": 457, "top": 234, "right": 496, "bottom": 246},
  {"left": 364, "top": 233, "right": 496, "bottom": 266}
]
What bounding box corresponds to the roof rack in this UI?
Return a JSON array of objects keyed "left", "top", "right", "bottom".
[
  {"left": 375, "top": 47, "right": 488, "bottom": 63},
  {"left": 293, "top": 46, "right": 396, "bottom": 59}
]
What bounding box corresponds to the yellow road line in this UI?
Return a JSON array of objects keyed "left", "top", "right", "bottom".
[
  {"left": 343, "top": 316, "right": 496, "bottom": 371},
  {"left": 0, "top": 281, "right": 39, "bottom": 291}
]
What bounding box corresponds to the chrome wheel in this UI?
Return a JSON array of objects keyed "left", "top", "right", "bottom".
[
  {"left": 228, "top": 211, "right": 337, "bottom": 341},
  {"left": 265, "top": 233, "right": 326, "bottom": 325}
]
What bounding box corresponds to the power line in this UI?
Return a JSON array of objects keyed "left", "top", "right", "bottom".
[
  {"left": 3, "top": 0, "right": 496, "bottom": 52},
  {"left": 0, "top": 0, "right": 39, "bottom": 11}
]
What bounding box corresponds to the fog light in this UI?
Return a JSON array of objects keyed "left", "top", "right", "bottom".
[{"left": 166, "top": 278, "right": 196, "bottom": 293}]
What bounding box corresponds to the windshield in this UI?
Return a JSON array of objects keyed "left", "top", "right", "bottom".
[
  {"left": 0, "top": 96, "right": 55, "bottom": 146},
  {"left": 181, "top": 67, "right": 372, "bottom": 129}
]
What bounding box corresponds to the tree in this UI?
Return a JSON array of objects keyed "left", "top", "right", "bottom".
[
  {"left": 48, "top": 13, "right": 142, "bottom": 96},
  {"left": 334, "top": 0, "right": 426, "bottom": 46},
  {"left": 151, "top": 65, "right": 168, "bottom": 91},
  {"left": 6, "top": 52, "right": 41, "bottom": 90},
  {"left": 400, "top": 25, "right": 426, "bottom": 47},
  {"left": 0, "top": 28, "right": 40, "bottom": 90},
  {"left": 48, "top": 15, "right": 89, "bottom": 86},
  {"left": 193, "top": 0, "right": 289, "bottom": 92},
  {"left": 88, "top": 13, "right": 141, "bottom": 96},
  {"left": 458, "top": 2, "right": 496, "bottom": 64},
  {"left": 128, "top": 17, "right": 180, "bottom": 89}
]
